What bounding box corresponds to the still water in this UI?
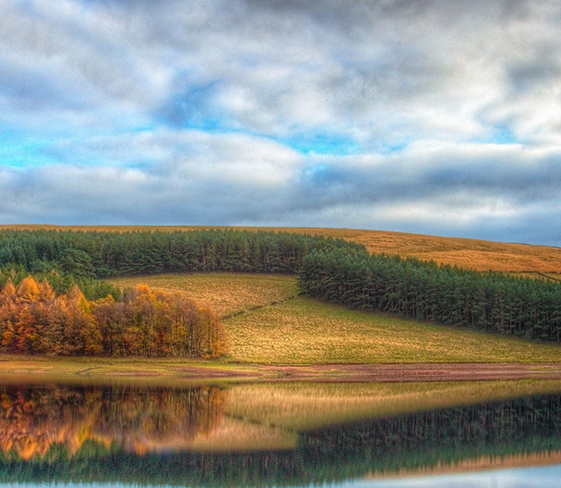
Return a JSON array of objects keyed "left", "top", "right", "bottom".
[{"left": 1, "top": 379, "right": 561, "bottom": 487}]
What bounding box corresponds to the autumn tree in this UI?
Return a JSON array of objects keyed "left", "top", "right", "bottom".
[{"left": 0, "top": 276, "right": 226, "bottom": 358}]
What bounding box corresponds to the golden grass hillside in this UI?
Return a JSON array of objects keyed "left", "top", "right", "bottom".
[
  {"left": 3, "top": 224, "right": 561, "bottom": 273},
  {"left": 110, "top": 273, "right": 298, "bottom": 318},
  {"left": 109, "top": 273, "right": 561, "bottom": 365},
  {"left": 224, "top": 295, "right": 561, "bottom": 364}
]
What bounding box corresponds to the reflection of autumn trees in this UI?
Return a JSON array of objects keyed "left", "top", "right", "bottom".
[
  {"left": 0, "top": 277, "right": 226, "bottom": 357},
  {"left": 0, "top": 385, "right": 225, "bottom": 460}
]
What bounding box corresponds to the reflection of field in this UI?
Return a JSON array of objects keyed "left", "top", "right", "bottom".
[
  {"left": 4, "top": 381, "right": 561, "bottom": 458},
  {"left": 189, "top": 416, "right": 296, "bottom": 451},
  {"left": 224, "top": 380, "right": 561, "bottom": 433}
]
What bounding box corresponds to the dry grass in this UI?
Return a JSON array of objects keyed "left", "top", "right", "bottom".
[
  {"left": 3, "top": 224, "right": 561, "bottom": 273},
  {"left": 224, "top": 296, "right": 561, "bottom": 364},
  {"left": 109, "top": 273, "right": 298, "bottom": 318},
  {"left": 0, "top": 355, "right": 250, "bottom": 384}
]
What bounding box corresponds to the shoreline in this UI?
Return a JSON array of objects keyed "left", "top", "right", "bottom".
[{"left": 3, "top": 356, "right": 561, "bottom": 383}]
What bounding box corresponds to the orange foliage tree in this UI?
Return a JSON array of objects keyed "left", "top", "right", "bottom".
[{"left": 0, "top": 276, "right": 226, "bottom": 358}]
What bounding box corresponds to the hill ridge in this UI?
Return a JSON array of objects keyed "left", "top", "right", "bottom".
[{"left": 2, "top": 225, "right": 560, "bottom": 274}]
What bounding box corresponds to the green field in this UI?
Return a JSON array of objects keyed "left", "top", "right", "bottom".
[{"left": 110, "top": 273, "right": 561, "bottom": 364}]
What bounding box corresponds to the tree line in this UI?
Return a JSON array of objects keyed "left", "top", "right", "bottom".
[
  {"left": 0, "top": 276, "right": 225, "bottom": 358},
  {"left": 0, "top": 229, "right": 363, "bottom": 278},
  {"left": 0, "top": 228, "right": 360, "bottom": 358},
  {"left": 299, "top": 248, "right": 561, "bottom": 342},
  {"left": 0, "top": 264, "right": 121, "bottom": 302}
]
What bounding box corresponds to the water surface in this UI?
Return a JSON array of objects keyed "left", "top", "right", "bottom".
[{"left": 2, "top": 379, "right": 561, "bottom": 486}]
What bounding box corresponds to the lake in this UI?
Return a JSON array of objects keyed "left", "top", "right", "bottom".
[{"left": 2, "top": 378, "right": 561, "bottom": 487}]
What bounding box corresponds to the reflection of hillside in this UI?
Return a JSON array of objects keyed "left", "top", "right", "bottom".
[
  {"left": 366, "top": 450, "right": 561, "bottom": 479},
  {"left": 2, "top": 386, "right": 561, "bottom": 487},
  {"left": 0, "top": 385, "right": 225, "bottom": 460}
]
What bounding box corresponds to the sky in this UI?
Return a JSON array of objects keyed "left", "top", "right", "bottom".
[{"left": 1, "top": 0, "right": 561, "bottom": 245}]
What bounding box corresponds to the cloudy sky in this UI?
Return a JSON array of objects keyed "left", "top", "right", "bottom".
[{"left": 1, "top": 0, "right": 561, "bottom": 245}]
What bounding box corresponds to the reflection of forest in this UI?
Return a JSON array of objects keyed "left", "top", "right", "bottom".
[
  {"left": 0, "top": 385, "right": 225, "bottom": 460},
  {"left": 1, "top": 386, "right": 561, "bottom": 487},
  {"left": 300, "top": 394, "right": 561, "bottom": 481}
]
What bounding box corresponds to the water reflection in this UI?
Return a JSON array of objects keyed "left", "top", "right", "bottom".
[
  {"left": 1, "top": 382, "right": 561, "bottom": 486},
  {"left": 0, "top": 384, "right": 224, "bottom": 460}
]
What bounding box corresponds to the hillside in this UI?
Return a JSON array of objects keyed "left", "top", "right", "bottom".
[
  {"left": 3, "top": 224, "right": 561, "bottom": 365},
  {"left": 2, "top": 224, "right": 560, "bottom": 274},
  {"left": 111, "top": 273, "right": 561, "bottom": 365}
]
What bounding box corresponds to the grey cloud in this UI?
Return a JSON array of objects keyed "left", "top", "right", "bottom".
[
  {"left": 287, "top": 144, "right": 561, "bottom": 222},
  {"left": 0, "top": 60, "right": 85, "bottom": 112},
  {"left": 4, "top": 0, "right": 561, "bottom": 142},
  {"left": 3, "top": 140, "right": 561, "bottom": 244},
  {"left": 507, "top": 57, "right": 561, "bottom": 95}
]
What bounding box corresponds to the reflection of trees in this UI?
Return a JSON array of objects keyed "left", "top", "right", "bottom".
[
  {"left": 2, "top": 390, "right": 561, "bottom": 487},
  {"left": 299, "top": 394, "right": 561, "bottom": 482},
  {"left": 0, "top": 385, "right": 225, "bottom": 460},
  {"left": 94, "top": 386, "right": 224, "bottom": 454}
]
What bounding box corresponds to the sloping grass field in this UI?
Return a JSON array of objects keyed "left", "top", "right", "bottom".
[
  {"left": 110, "top": 273, "right": 561, "bottom": 364},
  {"left": 224, "top": 296, "right": 561, "bottom": 364},
  {"left": 110, "top": 273, "right": 298, "bottom": 318}
]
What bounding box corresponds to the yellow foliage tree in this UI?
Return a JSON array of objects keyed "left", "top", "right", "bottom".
[{"left": 16, "top": 276, "right": 40, "bottom": 303}]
